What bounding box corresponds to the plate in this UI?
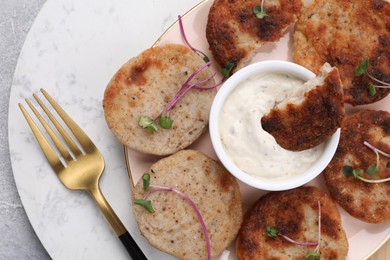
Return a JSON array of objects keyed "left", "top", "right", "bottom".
[
  {"left": 125, "top": 0, "right": 390, "bottom": 259},
  {"left": 8, "top": 1, "right": 389, "bottom": 260}
]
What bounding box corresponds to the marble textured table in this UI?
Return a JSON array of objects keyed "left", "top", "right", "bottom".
[
  {"left": 0, "top": 0, "right": 389, "bottom": 259},
  {"left": 1, "top": 1, "right": 50, "bottom": 259}
]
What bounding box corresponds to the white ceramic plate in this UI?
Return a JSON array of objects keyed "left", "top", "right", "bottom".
[{"left": 8, "top": 0, "right": 390, "bottom": 259}]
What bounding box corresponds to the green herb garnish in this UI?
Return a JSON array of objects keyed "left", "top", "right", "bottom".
[
  {"left": 222, "top": 62, "right": 235, "bottom": 78},
  {"left": 253, "top": 5, "right": 262, "bottom": 14},
  {"left": 159, "top": 115, "right": 174, "bottom": 129},
  {"left": 355, "top": 59, "right": 369, "bottom": 76},
  {"left": 134, "top": 199, "right": 154, "bottom": 213},
  {"left": 253, "top": 0, "right": 267, "bottom": 19},
  {"left": 343, "top": 165, "right": 363, "bottom": 179},
  {"left": 142, "top": 173, "right": 151, "bottom": 190},
  {"left": 343, "top": 163, "right": 389, "bottom": 183},
  {"left": 352, "top": 168, "right": 364, "bottom": 179},
  {"left": 355, "top": 58, "right": 390, "bottom": 96},
  {"left": 367, "top": 165, "right": 380, "bottom": 175},
  {"left": 305, "top": 251, "right": 320, "bottom": 260},
  {"left": 266, "top": 226, "right": 278, "bottom": 237},
  {"left": 368, "top": 83, "right": 376, "bottom": 96},
  {"left": 342, "top": 165, "right": 353, "bottom": 176},
  {"left": 138, "top": 116, "right": 158, "bottom": 132}
]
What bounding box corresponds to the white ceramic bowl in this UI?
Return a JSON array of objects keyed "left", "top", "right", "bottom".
[{"left": 209, "top": 60, "right": 340, "bottom": 191}]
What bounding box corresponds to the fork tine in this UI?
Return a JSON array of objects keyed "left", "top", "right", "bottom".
[
  {"left": 25, "top": 98, "right": 74, "bottom": 163},
  {"left": 19, "top": 103, "right": 65, "bottom": 173},
  {"left": 40, "top": 89, "right": 97, "bottom": 154},
  {"left": 33, "top": 92, "right": 83, "bottom": 158}
]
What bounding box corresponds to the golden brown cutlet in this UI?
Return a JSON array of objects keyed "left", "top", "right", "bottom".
[
  {"left": 236, "top": 186, "right": 348, "bottom": 260},
  {"left": 323, "top": 110, "right": 390, "bottom": 223},
  {"left": 132, "top": 150, "right": 243, "bottom": 259},
  {"left": 293, "top": 0, "right": 390, "bottom": 105},
  {"left": 261, "top": 63, "right": 344, "bottom": 151},
  {"left": 103, "top": 44, "right": 216, "bottom": 156},
  {"left": 206, "top": 0, "right": 304, "bottom": 72}
]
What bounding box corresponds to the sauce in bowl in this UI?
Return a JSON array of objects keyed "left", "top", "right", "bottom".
[
  {"left": 210, "top": 60, "right": 340, "bottom": 191},
  {"left": 219, "top": 73, "right": 324, "bottom": 180}
]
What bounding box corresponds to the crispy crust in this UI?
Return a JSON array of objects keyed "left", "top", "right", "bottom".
[
  {"left": 261, "top": 65, "right": 344, "bottom": 151},
  {"left": 103, "top": 44, "right": 216, "bottom": 156},
  {"left": 293, "top": 0, "right": 390, "bottom": 105},
  {"left": 206, "top": 0, "right": 304, "bottom": 72},
  {"left": 132, "top": 150, "right": 243, "bottom": 259},
  {"left": 323, "top": 110, "right": 390, "bottom": 223},
  {"left": 236, "top": 186, "right": 348, "bottom": 260}
]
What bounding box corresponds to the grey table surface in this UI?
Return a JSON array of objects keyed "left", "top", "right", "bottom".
[{"left": 1, "top": 0, "right": 50, "bottom": 259}]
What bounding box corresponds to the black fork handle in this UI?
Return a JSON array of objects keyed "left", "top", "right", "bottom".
[
  {"left": 89, "top": 185, "right": 147, "bottom": 260},
  {"left": 119, "top": 231, "right": 148, "bottom": 260}
]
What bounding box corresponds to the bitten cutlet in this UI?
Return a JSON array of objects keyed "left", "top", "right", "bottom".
[{"left": 261, "top": 63, "right": 344, "bottom": 151}]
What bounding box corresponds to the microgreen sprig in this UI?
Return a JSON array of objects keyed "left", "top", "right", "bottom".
[
  {"left": 343, "top": 166, "right": 363, "bottom": 179},
  {"left": 266, "top": 201, "right": 321, "bottom": 258},
  {"left": 135, "top": 173, "right": 211, "bottom": 260},
  {"left": 138, "top": 116, "right": 158, "bottom": 132},
  {"left": 360, "top": 141, "right": 390, "bottom": 183},
  {"left": 306, "top": 201, "right": 321, "bottom": 259},
  {"left": 138, "top": 61, "right": 219, "bottom": 131},
  {"left": 305, "top": 251, "right": 320, "bottom": 260},
  {"left": 367, "top": 165, "right": 380, "bottom": 175},
  {"left": 355, "top": 59, "right": 390, "bottom": 96},
  {"left": 142, "top": 172, "right": 150, "bottom": 190},
  {"left": 139, "top": 15, "right": 234, "bottom": 132},
  {"left": 222, "top": 62, "right": 235, "bottom": 78},
  {"left": 253, "top": 0, "right": 267, "bottom": 19},
  {"left": 178, "top": 15, "right": 210, "bottom": 63},
  {"left": 342, "top": 165, "right": 387, "bottom": 183},
  {"left": 179, "top": 14, "right": 235, "bottom": 79},
  {"left": 343, "top": 141, "right": 390, "bottom": 183},
  {"left": 265, "top": 226, "right": 318, "bottom": 246},
  {"left": 134, "top": 199, "right": 154, "bottom": 213}
]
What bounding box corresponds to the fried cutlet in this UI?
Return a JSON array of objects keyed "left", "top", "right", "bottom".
[
  {"left": 261, "top": 63, "right": 344, "bottom": 151},
  {"left": 236, "top": 186, "right": 348, "bottom": 260},
  {"left": 206, "top": 0, "right": 304, "bottom": 72},
  {"left": 132, "top": 150, "right": 243, "bottom": 259},
  {"left": 293, "top": 0, "right": 390, "bottom": 105},
  {"left": 323, "top": 110, "right": 390, "bottom": 223},
  {"left": 103, "top": 44, "right": 216, "bottom": 156}
]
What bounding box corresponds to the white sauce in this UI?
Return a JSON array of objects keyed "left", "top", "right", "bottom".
[{"left": 219, "top": 73, "right": 324, "bottom": 180}]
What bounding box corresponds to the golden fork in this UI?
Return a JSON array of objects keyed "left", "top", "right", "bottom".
[{"left": 19, "top": 88, "right": 147, "bottom": 260}]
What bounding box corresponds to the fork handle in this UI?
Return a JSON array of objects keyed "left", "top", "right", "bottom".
[
  {"left": 89, "top": 184, "right": 147, "bottom": 260},
  {"left": 119, "top": 231, "right": 148, "bottom": 260}
]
